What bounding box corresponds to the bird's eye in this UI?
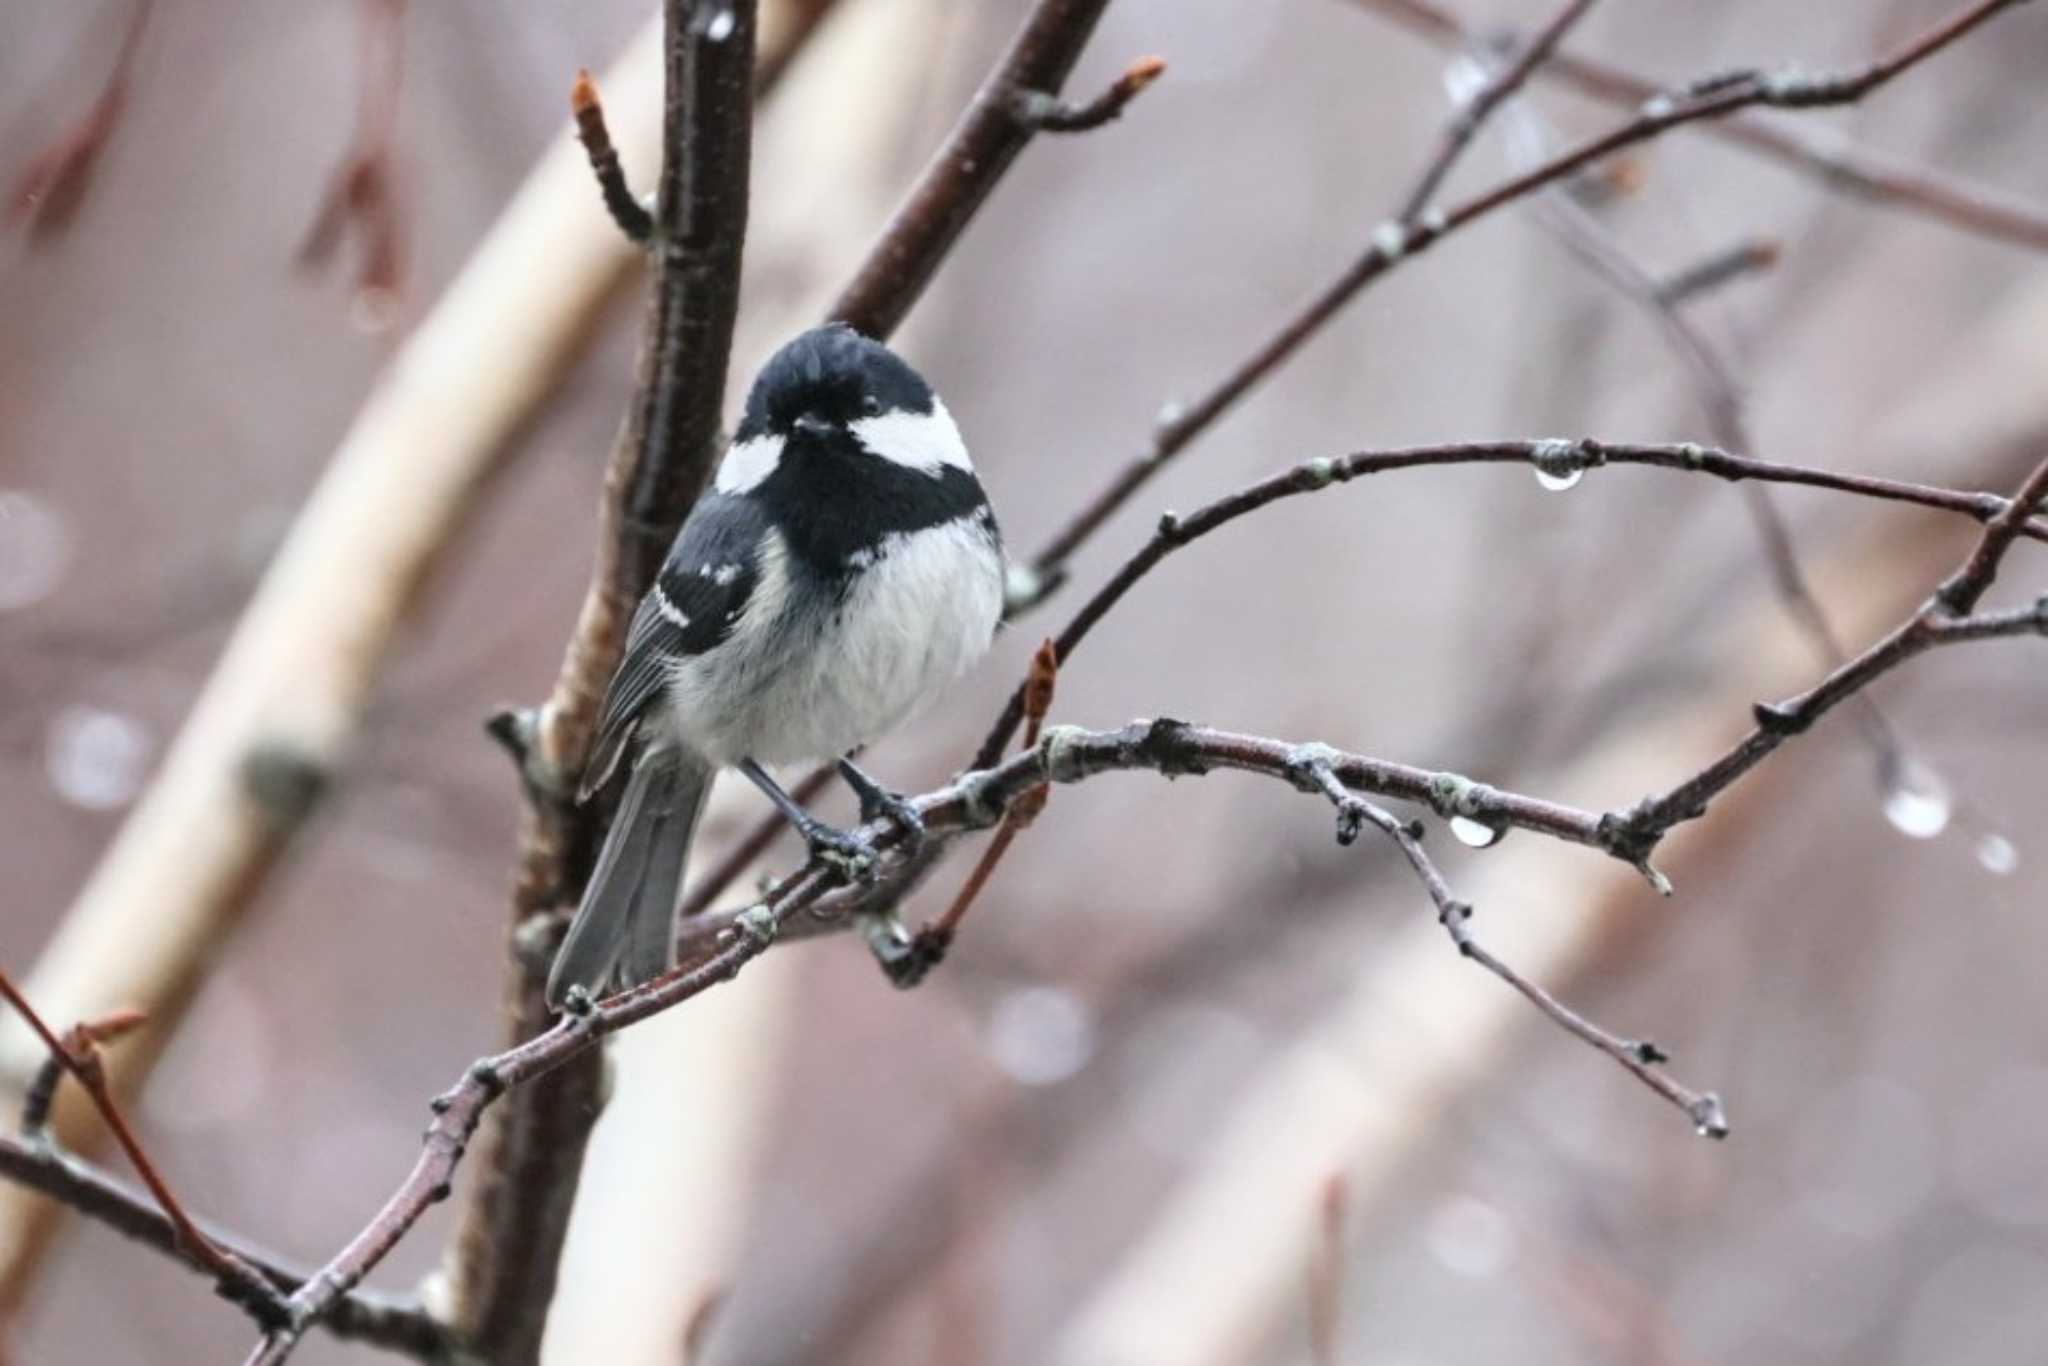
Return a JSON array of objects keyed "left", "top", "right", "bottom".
[{"left": 860, "top": 395, "right": 883, "bottom": 417}]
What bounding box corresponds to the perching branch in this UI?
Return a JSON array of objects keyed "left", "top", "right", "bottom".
[
  {"left": 1016, "top": 0, "right": 2040, "bottom": 600},
  {"left": 1349, "top": 0, "right": 2048, "bottom": 253}
]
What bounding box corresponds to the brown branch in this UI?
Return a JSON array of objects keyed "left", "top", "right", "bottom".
[
  {"left": 980, "top": 438, "right": 2048, "bottom": 767},
  {"left": 891, "top": 641, "right": 1061, "bottom": 986},
  {"left": 445, "top": 1, "right": 760, "bottom": 1360},
  {"left": 1606, "top": 453, "right": 2048, "bottom": 862},
  {"left": 1394, "top": 0, "right": 1597, "bottom": 221},
  {"left": 1296, "top": 756, "right": 1726, "bottom": 1134},
  {"left": 1018, "top": 0, "right": 2038, "bottom": 597},
  {"left": 297, "top": 0, "right": 409, "bottom": 328},
  {"left": 1349, "top": 0, "right": 2048, "bottom": 253},
  {"left": 0, "top": 973, "right": 289, "bottom": 1330},
  {"left": 571, "top": 69, "right": 653, "bottom": 243},
  {"left": 1654, "top": 236, "right": 1782, "bottom": 305},
  {"left": 829, "top": 0, "right": 1119, "bottom": 338},
  {"left": 245, "top": 551, "right": 2048, "bottom": 1355},
  {"left": 1006, "top": 54, "right": 1166, "bottom": 133},
  {"left": 5, "top": 0, "right": 153, "bottom": 241},
  {"left": 0, "top": 1135, "right": 449, "bottom": 1359}
]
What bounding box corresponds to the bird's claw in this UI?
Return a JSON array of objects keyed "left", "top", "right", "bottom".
[{"left": 803, "top": 822, "right": 878, "bottom": 882}]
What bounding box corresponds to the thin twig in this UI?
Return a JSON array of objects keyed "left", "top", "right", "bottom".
[
  {"left": 1007, "top": 54, "right": 1166, "bottom": 132},
  {"left": 1349, "top": 0, "right": 2048, "bottom": 253},
  {"left": 17, "top": 1007, "right": 144, "bottom": 1136},
  {"left": 829, "top": 0, "right": 1120, "bottom": 337},
  {"left": 0, "top": 972, "right": 290, "bottom": 1329},
  {"left": 981, "top": 438, "right": 2048, "bottom": 766},
  {"left": 0, "top": 1135, "right": 450, "bottom": 1359},
  {"left": 1018, "top": 0, "right": 2038, "bottom": 596},
  {"left": 1607, "top": 453, "right": 2048, "bottom": 861},
  {"left": 1344, "top": 791, "right": 1727, "bottom": 1135},
  {"left": 891, "top": 641, "right": 1061, "bottom": 986},
  {"left": 1395, "top": 0, "right": 1597, "bottom": 221},
  {"left": 571, "top": 69, "right": 653, "bottom": 243},
  {"left": 6, "top": 0, "right": 154, "bottom": 241},
  {"left": 1654, "top": 236, "right": 1782, "bottom": 305}
]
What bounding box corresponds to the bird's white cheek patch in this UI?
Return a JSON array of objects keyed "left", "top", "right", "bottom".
[
  {"left": 849, "top": 400, "right": 973, "bottom": 475},
  {"left": 714, "top": 434, "right": 785, "bottom": 494}
]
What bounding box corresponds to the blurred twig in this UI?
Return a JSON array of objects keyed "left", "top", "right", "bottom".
[
  {"left": 5, "top": 0, "right": 153, "bottom": 241},
  {"left": 1305, "top": 1174, "right": 1348, "bottom": 1366},
  {"left": 297, "top": 0, "right": 409, "bottom": 327},
  {"left": 1016, "top": 0, "right": 2039, "bottom": 602},
  {"left": 1350, "top": 0, "right": 2048, "bottom": 253}
]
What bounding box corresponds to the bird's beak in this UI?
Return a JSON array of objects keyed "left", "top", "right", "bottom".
[{"left": 793, "top": 414, "right": 833, "bottom": 437}]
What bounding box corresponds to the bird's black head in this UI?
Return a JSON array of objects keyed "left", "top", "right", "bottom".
[{"left": 738, "top": 324, "right": 935, "bottom": 441}]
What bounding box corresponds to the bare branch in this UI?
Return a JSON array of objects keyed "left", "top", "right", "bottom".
[
  {"left": 1020, "top": 0, "right": 2040, "bottom": 592},
  {"left": 1007, "top": 54, "right": 1166, "bottom": 133},
  {"left": 571, "top": 69, "right": 653, "bottom": 243},
  {"left": 445, "top": 1, "right": 760, "bottom": 1358},
  {"left": 982, "top": 438, "right": 2048, "bottom": 766},
  {"left": 0, "top": 973, "right": 289, "bottom": 1329},
  {"left": 0, "top": 1135, "right": 448, "bottom": 1359},
  {"left": 1349, "top": 0, "right": 2048, "bottom": 253},
  {"left": 829, "top": 0, "right": 1119, "bottom": 337},
  {"left": 6, "top": 0, "right": 153, "bottom": 242},
  {"left": 1654, "top": 236, "right": 1782, "bottom": 305},
  {"left": 1395, "top": 0, "right": 1597, "bottom": 221}
]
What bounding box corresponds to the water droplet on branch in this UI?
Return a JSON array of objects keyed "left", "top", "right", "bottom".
[{"left": 1449, "top": 815, "right": 1503, "bottom": 848}]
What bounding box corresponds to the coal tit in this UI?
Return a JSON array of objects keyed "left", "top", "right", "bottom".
[{"left": 546, "top": 324, "right": 1006, "bottom": 1006}]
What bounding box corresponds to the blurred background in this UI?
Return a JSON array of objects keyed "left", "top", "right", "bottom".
[{"left": 3, "top": 0, "right": 2047, "bottom": 1361}]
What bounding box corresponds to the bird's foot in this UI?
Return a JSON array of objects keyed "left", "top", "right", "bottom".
[
  {"left": 797, "top": 816, "right": 879, "bottom": 883},
  {"left": 838, "top": 760, "right": 927, "bottom": 852}
]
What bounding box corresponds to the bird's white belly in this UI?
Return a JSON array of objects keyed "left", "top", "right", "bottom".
[{"left": 664, "top": 518, "right": 1003, "bottom": 767}]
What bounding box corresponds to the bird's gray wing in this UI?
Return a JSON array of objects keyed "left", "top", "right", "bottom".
[{"left": 581, "top": 494, "right": 765, "bottom": 797}]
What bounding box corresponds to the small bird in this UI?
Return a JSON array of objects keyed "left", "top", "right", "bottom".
[{"left": 546, "top": 324, "right": 1006, "bottom": 1007}]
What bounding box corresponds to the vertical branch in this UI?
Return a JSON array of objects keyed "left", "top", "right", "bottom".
[{"left": 446, "top": 4, "right": 760, "bottom": 1361}]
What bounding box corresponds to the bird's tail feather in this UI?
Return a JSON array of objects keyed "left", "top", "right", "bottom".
[{"left": 545, "top": 747, "right": 711, "bottom": 1007}]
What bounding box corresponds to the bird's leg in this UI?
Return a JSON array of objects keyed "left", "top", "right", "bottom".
[
  {"left": 739, "top": 758, "right": 876, "bottom": 881},
  {"left": 837, "top": 757, "right": 927, "bottom": 852}
]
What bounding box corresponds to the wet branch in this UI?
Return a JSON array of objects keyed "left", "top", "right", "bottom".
[{"left": 1018, "top": 0, "right": 2039, "bottom": 603}]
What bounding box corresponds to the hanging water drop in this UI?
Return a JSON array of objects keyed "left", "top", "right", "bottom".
[
  {"left": 1976, "top": 834, "right": 2018, "bottom": 877},
  {"left": 704, "top": 7, "right": 736, "bottom": 40},
  {"left": 1881, "top": 760, "right": 1951, "bottom": 840},
  {"left": 1449, "top": 814, "right": 1503, "bottom": 848},
  {"left": 1530, "top": 438, "right": 1586, "bottom": 493}
]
